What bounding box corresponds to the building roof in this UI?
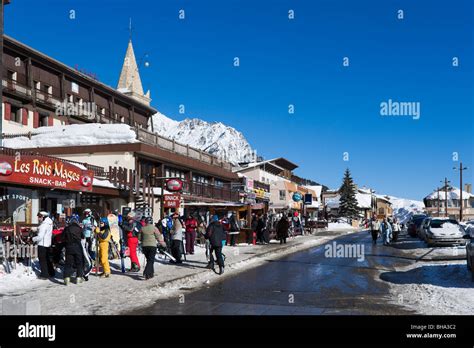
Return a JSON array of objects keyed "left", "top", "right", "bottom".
[
  {"left": 425, "top": 186, "right": 474, "bottom": 200},
  {"left": 4, "top": 35, "right": 157, "bottom": 114}
]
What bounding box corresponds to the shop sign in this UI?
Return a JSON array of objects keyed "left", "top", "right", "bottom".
[
  {"left": 166, "top": 178, "right": 183, "bottom": 192},
  {"left": 245, "top": 178, "right": 254, "bottom": 191},
  {"left": 164, "top": 194, "right": 181, "bottom": 208},
  {"left": 0, "top": 194, "right": 30, "bottom": 203},
  {"left": 304, "top": 194, "right": 313, "bottom": 205},
  {"left": 0, "top": 155, "right": 94, "bottom": 192},
  {"left": 292, "top": 192, "right": 303, "bottom": 202}
]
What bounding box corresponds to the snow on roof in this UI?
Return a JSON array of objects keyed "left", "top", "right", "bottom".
[
  {"left": 306, "top": 185, "right": 323, "bottom": 197},
  {"left": 425, "top": 187, "right": 474, "bottom": 200},
  {"left": 3, "top": 124, "right": 138, "bottom": 149}
]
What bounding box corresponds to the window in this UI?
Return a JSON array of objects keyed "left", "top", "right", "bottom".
[
  {"left": 67, "top": 94, "right": 73, "bottom": 103},
  {"left": 39, "top": 113, "right": 49, "bottom": 127},
  {"left": 44, "top": 84, "right": 52, "bottom": 95},
  {"left": 10, "top": 105, "right": 22, "bottom": 123},
  {"left": 378, "top": 208, "right": 385, "bottom": 215},
  {"left": 34, "top": 81, "right": 41, "bottom": 90},
  {"left": 7, "top": 70, "right": 17, "bottom": 81},
  {"left": 71, "top": 82, "right": 79, "bottom": 94},
  {"left": 279, "top": 190, "right": 286, "bottom": 200},
  {"left": 215, "top": 180, "right": 224, "bottom": 187}
]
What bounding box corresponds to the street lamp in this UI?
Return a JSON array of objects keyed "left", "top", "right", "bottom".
[
  {"left": 0, "top": 0, "right": 11, "bottom": 146},
  {"left": 453, "top": 162, "right": 468, "bottom": 221},
  {"left": 440, "top": 178, "right": 451, "bottom": 218}
]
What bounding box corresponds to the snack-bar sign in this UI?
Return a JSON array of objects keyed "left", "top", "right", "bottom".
[
  {"left": 0, "top": 155, "right": 94, "bottom": 192},
  {"left": 163, "top": 194, "right": 180, "bottom": 208}
]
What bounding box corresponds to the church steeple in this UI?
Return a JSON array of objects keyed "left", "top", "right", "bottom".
[{"left": 117, "top": 29, "right": 151, "bottom": 106}]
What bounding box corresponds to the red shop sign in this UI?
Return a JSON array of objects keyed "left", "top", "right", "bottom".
[
  {"left": 0, "top": 155, "right": 94, "bottom": 192},
  {"left": 163, "top": 194, "right": 181, "bottom": 208},
  {"left": 165, "top": 178, "right": 183, "bottom": 192}
]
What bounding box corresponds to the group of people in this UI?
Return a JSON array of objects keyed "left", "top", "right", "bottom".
[
  {"left": 369, "top": 217, "right": 401, "bottom": 246},
  {"left": 32, "top": 208, "right": 236, "bottom": 284}
]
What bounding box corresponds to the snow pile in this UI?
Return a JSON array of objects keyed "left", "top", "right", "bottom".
[
  {"left": 328, "top": 222, "right": 355, "bottom": 231},
  {"left": 152, "top": 112, "right": 255, "bottom": 165},
  {"left": 3, "top": 124, "right": 138, "bottom": 149},
  {"left": 387, "top": 196, "right": 425, "bottom": 224},
  {"left": 383, "top": 261, "right": 474, "bottom": 315},
  {"left": 0, "top": 261, "right": 42, "bottom": 294}
]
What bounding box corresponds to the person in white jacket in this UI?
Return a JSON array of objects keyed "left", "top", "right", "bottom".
[{"left": 33, "top": 211, "right": 55, "bottom": 279}]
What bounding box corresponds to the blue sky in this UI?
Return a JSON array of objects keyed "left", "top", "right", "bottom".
[{"left": 5, "top": 0, "right": 473, "bottom": 199}]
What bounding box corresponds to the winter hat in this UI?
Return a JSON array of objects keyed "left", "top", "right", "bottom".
[
  {"left": 37, "top": 211, "right": 49, "bottom": 217},
  {"left": 100, "top": 217, "right": 109, "bottom": 226},
  {"left": 212, "top": 215, "right": 219, "bottom": 222}
]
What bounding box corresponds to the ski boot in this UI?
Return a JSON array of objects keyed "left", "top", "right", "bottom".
[
  {"left": 100, "top": 273, "right": 110, "bottom": 278},
  {"left": 219, "top": 266, "right": 224, "bottom": 275},
  {"left": 130, "top": 263, "right": 140, "bottom": 272},
  {"left": 76, "top": 277, "right": 83, "bottom": 284},
  {"left": 64, "top": 277, "right": 71, "bottom": 286},
  {"left": 205, "top": 262, "right": 214, "bottom": 269}
]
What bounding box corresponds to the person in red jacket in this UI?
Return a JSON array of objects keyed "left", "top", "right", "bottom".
[
  {"left": 122, "top": 212, "right": 141, "bottom": 272},
  {"left": 184, "top": 214, "right": 198, "bottom": 254}
]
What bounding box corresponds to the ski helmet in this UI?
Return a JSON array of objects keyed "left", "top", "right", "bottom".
[
  {"left": 145, "top": 217, "right": 153, "bottom": 225},
  {"left": 100, "top": 217, "right": 109, "bottom": 226},
  {"left": 84, "top": 208, "right": 92, "bottom": 216}
]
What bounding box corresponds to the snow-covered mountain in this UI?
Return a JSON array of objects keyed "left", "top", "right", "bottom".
[
  {"left": 386, "top": 196, "right": 425, "bottom": 224},
  {"left": 152, "top": 111, "right": 255, "bottom": 165}
]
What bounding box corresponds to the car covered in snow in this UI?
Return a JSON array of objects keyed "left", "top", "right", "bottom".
[{"left": 421, "top": 218, "right": 467, "bottom": 247}]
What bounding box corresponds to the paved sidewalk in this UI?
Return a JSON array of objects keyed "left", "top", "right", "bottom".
[{"left": 0, "top": 231, "right": 350, "bottom": 315}]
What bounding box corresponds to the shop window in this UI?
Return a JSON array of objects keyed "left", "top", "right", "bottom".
[
  {"left": 279, "top": 190, "right": 286, "bottom": 200},
  {"left": 0, "top": 187, "right": 32, "bottom": 224},
  {"left": 9, "top": 105, "right": 22, "bottom": 123}
]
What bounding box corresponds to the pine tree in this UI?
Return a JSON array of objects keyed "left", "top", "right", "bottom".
[{"left": 338, "top": 168, "right": 359, "bottom": 219}]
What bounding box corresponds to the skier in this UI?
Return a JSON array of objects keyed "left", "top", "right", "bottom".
[
  {"left": 380, "top": 218, "right": 392, "bottom": 246},
  {"left": 82, "top": 208, "right": 95, "bottom": 258},
  {"left": 276, "top": 215, "right": 289, "bottom": 244},
  {"left": 33, "top": 211, "right": 55, "bottom": 280},
  {"left": 169, "top": 212, "right": 183, "bottom": 264},
  {"left": 205, "top": 215, "right": 226, "bottom": 275},
  {"left": 62, "top": 214, "right": 84, "bottom": 285},
  {"left": 228, "top": 211, "right": 240, "bottom": 247},
  {"left": 184, "top": 214, "right": 198, "bottom": 255},
  {"left": 138, "top": 217, "right": 166, "bottom": 280},
  {"left": 370, "top": 217, "right": 380, "bottom": 245},
  {"left": 122, "top": 212, "right": 141, "bottom": 272},
  {"left": 95, "top": 218, "right": 112, "bottom": 278}
]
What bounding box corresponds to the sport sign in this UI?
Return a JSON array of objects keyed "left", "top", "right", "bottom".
[{"left": 0, "top": 154, "right": 94, "bottom": 192}]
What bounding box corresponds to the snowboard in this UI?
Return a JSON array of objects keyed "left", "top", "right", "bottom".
[{"left": 107, "top": 214, "right": 121, "bottom": 259}]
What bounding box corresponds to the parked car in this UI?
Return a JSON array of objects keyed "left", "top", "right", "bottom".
[
  {"left": 421, "top": 218, "right": 467, "bottom": 247},
  {"left": 417, "top": 217, "right": 431, "bottom": 241},
  {"left": 407, "top": 214, "right": 427, "bottom": 237},
  {"left": 464, "top": 223, "right": 474, "bottom": 281}
]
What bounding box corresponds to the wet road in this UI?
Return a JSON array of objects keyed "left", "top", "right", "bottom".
[{"left": 132, "top": 231, "right": 417, "bottom": 315}]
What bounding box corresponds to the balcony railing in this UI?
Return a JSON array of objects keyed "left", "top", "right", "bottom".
[
  {"left": 182, "top": 181, "right": 240, "bottom": 202},
  {"left": 135, "top": 127, "right": 233, "bottom": 171},
  {"left": 2, "top": 78, "right": 32, "bottom": 98}
]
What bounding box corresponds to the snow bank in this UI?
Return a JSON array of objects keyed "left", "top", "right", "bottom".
[
  {"left": 328, "top": 222, "right": 355, "bottom": 231},
  {"left": 0, "top": 261, "right": 43, "bottom": 294},
  {"left": 3, "top": 124, "right": 138, "bottom": 149},
  {"left": 383, "top": 261, "right": 474, "bottom": 315}
]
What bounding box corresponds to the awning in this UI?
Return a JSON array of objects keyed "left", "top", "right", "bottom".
[
  {"left": 184, "top": 202, "right": 245, "bottom": 207},
  {"left": 251, "top": 203, "right": 266, "bottom": 210}
]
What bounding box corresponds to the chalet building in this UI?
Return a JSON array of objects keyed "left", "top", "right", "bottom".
[
  {"left": 1, "top": 35, "right": 240, "bottom": 223},
  {"left": 424, "top": 184, "right": 474, "bottom": 221},
  {"left": 235, "top": 158, "right": 318, "bottom": 214}
]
